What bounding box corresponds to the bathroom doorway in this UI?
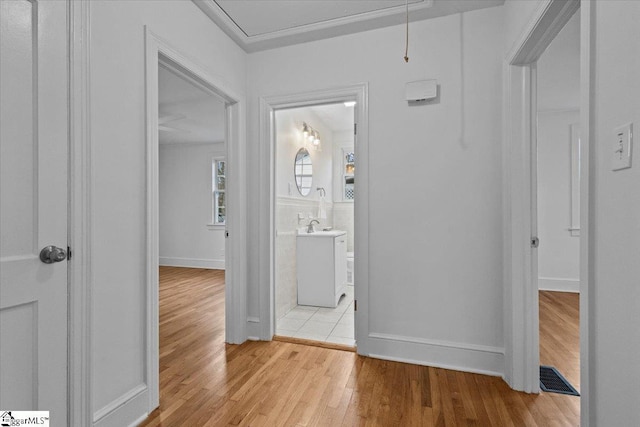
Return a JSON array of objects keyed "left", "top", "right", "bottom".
[{"left": 273, "top": 102, "right": 356, "bottom": 348}]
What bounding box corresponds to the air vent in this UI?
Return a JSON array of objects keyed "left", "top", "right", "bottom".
[{"left": 540, "top": 366, "right": 580, "bottom": 396}]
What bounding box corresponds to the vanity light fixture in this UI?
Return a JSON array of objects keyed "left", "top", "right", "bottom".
[
  {"left": 302, "top": 122, "right": 321, "bottom": 150},
  {"left": 344, "top": 101, "right": 356, "bottom": 107}
]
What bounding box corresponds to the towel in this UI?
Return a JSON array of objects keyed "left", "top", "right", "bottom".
[{"left": 317, "top": 195, "right": 327, "bottom": 219}]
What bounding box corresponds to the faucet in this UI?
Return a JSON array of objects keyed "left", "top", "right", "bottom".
[{"left": 307, "top": 219, "right": 320, "bottom": 233}]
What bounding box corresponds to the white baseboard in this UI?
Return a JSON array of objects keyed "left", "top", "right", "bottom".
[
  {"left": 538, "top": 277, "right": 580, "bottom": 293},
  {"left": 366, "top": 333, "right": 504, "bottom": 378},
  {"left": 246, "top": 316, "right": 261, "bottom": 341},
  {"left": 94, "top": 384, "right": 148, "bottom": 427},
  {"left": 159, "top": 257, "right": 225, "bottom": 270}
]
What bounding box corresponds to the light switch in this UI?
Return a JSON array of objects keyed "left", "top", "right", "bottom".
[{"left": 612, "top": 123, "right": 633, "bottom": 171}]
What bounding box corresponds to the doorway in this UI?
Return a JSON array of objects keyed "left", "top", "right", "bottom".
[
  {"left": 258, "top": 84, "right": 370, "bottom": 354},
  {"left": 157, "top": 64, "right": 227, "bottom": 272},
  {"left": 156, "top": 62, "right": 230, "bottom": 397},
  {"left": 144, "top": 29, "right": 247, "bottom": 412},
  {"left": 503, "top": 1, "right": 592, "bottom": 416},
  {"left": 273, "top": 103, "right": 356, "bottom": 347},
  {"left": 535, "top": 9, "right": 581, "bottom": 399}
]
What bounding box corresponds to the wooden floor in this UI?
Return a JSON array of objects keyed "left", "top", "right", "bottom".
[
  {"left": 140, "top": 267, "right": 580, "bottom": 426},
  {"left": 539, "top": 290, "right": 580, "bottom": 391}
]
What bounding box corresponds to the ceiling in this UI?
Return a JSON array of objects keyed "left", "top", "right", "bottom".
[
  {"left": 158, "top": 65, "right": 226, "bottom": 145},
  {"left": 308, "top": 103, "right": 354, "bottom": 133},
  {"left": 193, "top": 0, "right": 505, "bottom": 52}
]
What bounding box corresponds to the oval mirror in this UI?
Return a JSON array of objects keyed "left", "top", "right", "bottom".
[{"left": 294, "top": 147, "right": 313, "bottom": 196}]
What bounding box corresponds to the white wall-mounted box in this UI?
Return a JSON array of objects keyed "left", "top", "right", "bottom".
[{"left": 405, "top": 79, "right": 437, "bottom": 102}]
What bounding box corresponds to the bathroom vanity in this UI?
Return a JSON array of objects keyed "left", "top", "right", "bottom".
[{"left": 297, "top": 230, "right": 347, "bottom": 308}]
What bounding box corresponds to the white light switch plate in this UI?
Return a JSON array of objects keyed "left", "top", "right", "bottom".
[{"left": 612, "top": 123, "right": 633, "bottom": 171}]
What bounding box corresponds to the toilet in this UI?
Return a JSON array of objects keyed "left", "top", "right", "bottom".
[{"left": 346, "top": 252, "right": 355, "bottom": 284}]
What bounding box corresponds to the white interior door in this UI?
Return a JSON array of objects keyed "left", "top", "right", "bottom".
[{"left": 0, "top": 0, "right": 68, "bottom": 423}]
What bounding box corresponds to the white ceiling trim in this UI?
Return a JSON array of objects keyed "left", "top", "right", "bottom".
[{"left": 192, "top": 0, "right": 435, "bottom": 52}]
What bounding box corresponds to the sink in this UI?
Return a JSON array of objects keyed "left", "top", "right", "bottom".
[
  {"left": 297, "top": 230, "right": 348, "bottom": 307},
  {"left": 297, "top": 229, "right": 346, "bottom": 237}
]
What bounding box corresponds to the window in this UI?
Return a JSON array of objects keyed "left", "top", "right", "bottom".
[
  {"left": 569, "top": 124, "right": 580, "bottom": 237},
  {"left": 343, "top": 150, "right": 354, "bottom": 201},
  {"left": 213, "top": 158, "right": 226, "bottom": 225}
]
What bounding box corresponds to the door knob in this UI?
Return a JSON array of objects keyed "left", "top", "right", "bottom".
[{"left": 39, "top": 246, "right": 67, "bottom": 264}]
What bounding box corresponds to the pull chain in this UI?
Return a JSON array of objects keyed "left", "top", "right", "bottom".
[{"left": 404, "top": 0, "right": 409, "bottom": 62}]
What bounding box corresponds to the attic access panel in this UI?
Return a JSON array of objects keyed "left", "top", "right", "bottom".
[{"left": 215, "top": 0, "right": 426, "bottom": 36}]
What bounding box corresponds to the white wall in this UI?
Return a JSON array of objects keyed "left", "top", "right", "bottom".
[
  {"left": 88, "top": 1, "right": 246, "bottom": 425},
  {"left": 248, "top": 6, "right": 505, "bottom": 374},
  {"left": 159, "top": 143, "right": 226, "bottom": 269},
  {"left": 275, "top": 108, "right": 334, "bottom": 202},
  {"left": 504, "top": 0, "right": 544, "bottom": 54},
  {"left": 275, "top": 108, "right": 334, "bottom": 319},
  {"left": 537, "top": 111, "right": 580, "bottom": 291},
  {"left": 592, "top": 1, "right": 640, "bottom": 425}
]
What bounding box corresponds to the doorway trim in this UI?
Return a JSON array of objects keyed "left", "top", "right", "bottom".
[
  {"left": 144, "top": 27, "right": 247, "bottom": 412},
  {"left": 503, "top": 0, "right": 592, "bottom": 423},
  {"left": 69, "top": 0, "right": 92, "bottom": 425},
  {"left": 258, "top": 84, "right": 370, "bottom": 354}
]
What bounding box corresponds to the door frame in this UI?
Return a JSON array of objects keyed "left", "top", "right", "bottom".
[
  {"left": 258, "top": 84, "right": 370, "bottom": 354},
  {"left": 503, "top": 0, "right": 593, "bottom": 423},
  {"left": 68, "top": 0, "right": 92, "bottom": 425},
  {"left": 143, "top": 28, "right": 247, "bottom": 411}
]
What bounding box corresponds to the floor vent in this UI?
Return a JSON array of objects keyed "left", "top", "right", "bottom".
[{"left": 540, "top": 365, "right": 580, "bottom": 396}]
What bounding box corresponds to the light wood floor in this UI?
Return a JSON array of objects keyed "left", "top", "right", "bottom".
[
  {"left": 140, "top": 267, "right": 580, "bottom": 426},
  {"left": 539, "top": 290, "right": 580, "bottom": 391}
]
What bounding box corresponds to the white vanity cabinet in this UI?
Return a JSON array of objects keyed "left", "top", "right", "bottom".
[{"left": 297, "top": 231, "right": 347, "bottom": 308}]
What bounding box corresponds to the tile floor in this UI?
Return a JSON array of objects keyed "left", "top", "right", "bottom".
[{"left": 276, "top": 285, "right": 355, "bottom": 347}]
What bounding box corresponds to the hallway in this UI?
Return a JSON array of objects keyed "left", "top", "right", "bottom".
[{"left": 140, "top": 267, "right": 579, "bottom": 426}]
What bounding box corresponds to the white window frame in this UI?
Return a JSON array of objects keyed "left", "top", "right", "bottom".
[
  {"left": 342, "top": 148, "right": 355, "bottom": 202},
  {"left": 211, "top": 156, "right": 226, "bottom": 227}
]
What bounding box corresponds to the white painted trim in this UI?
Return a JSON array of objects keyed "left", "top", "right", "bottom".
[
  {"left": 367, "top": 333, "right": 504, "bottom": 378},
  {"left": 144, "top": 30, "right": 161, "bottom": 414},
  {"left": 579, "top": 2, "right": 595, "bottom": 425},
  {"left": 191, "top": 0, "right": 435, "bottom": 52},
  {"left": 128, "top": 415, "right": 149, "bottom": 427},
  {"left": 159, "top": 257, "right": 225, "bottom": 270},
  {"left": 507, "top": 0, "right": 580, "bottom": 66},
  {"left": 93, "top": 384, "right": 147, "bottom": 423},
  {"left": 503, "top": 0, "right": 590, "bottom": 418},
  {"left": 537, "top": 107, "right": 580, "bottom": 114},
  {"left": 503, "top": 63, "right": 539, "bottom": 393},
  {"left": 159, "top": 140, "right": 225, "bottom": 147},
  {"left": 259, "top": 84, "right": 370, "bottom": 358},
  {"left": 369, "top": 332, "right": 504, "bottom": 355},
  {"left": 144, "top": 27, "right": 247, "bottom": 420},
  {"left": 206, "top": 223, "right": 226, "bottom": 231},
  {"left": 276, "top": 195, "right": 333, "bottom": 207},
  {"left": 538, "top": 277, "right": 580, "bottom": 293},
  {"left": 68, "top": 0, "right": 93, "bottom": 425},
  {"left": 570, "top": 123, "right": 581, "bottom": 236},
  {"left": 93, "top": 385, "right": 148, "bottom": 427}
]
